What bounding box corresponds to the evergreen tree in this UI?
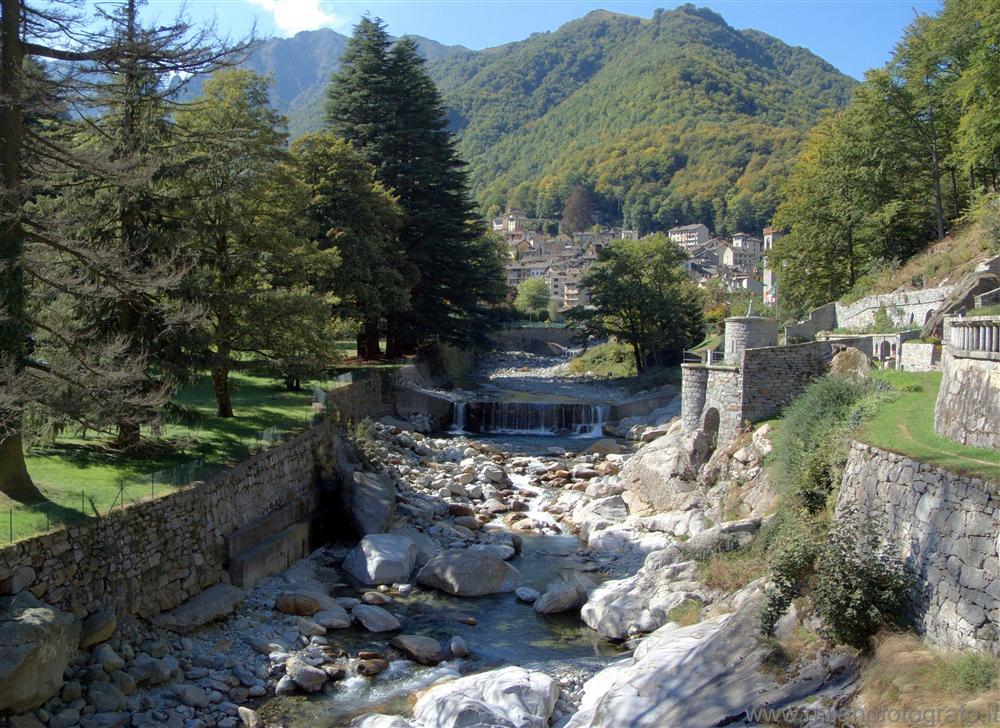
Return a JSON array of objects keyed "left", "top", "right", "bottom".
[
  {"left": 0, "top": 0, "right": 245, "bottom": 499},
  {"left": 560, "top": 185, "right": 595, "bottom": 233},
  {"left": 175, "top": 70, "right": 338, "bottom": 416},
  {"left": 291, "top": 132, "right": 406, "bottom": 359},
  {"left": 325, "top": 18, "right": 505, "bottom": 356}
]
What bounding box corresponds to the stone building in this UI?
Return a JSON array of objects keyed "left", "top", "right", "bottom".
[
  {"left": 682, "top": 316, "right": 873, "bottom": 446},
  {"left": 935, "top": 314, "right": 1000, "bottom": 450}
]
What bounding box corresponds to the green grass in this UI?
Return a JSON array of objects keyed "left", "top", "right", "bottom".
[
  {"left": 666, "top": 598, "right": 703, "bottom": 627},
  {"left": 972, "top": 304, "right": 1000, "bottom": 317},
  {"left": 568, "top": 340, "right": 681, "bottom": 393},
  {"left": 859, "top": 371, "right": 1000, "bottom": 482},
  {"left": 0, "top": 370, "right": 339, "bottom": 545}
]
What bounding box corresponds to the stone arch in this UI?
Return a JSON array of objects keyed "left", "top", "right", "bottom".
[
  {"left": 925, "top": 308, "right": 935, "bottom": 325},
  {"left": 879, "top": 340, "right": 890, "bottom": 360},
  {"left": 702, "top": 407, "right": 720, "bottom": 448}
]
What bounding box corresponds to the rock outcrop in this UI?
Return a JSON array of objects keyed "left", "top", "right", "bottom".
[
  {"left": 416, "top": 549, "right": 522, "bottom": 596},
  {"left": 0, "top": 592, "right": 80, "bottom": 713},
  {"left": 412, "top": 666, "right": 559, "bottom": 728},
  {"left": 342, "top": 534, "right": 418, "bottom": 586},
  {"left": 618, "top": 421, "right": 709, "bottom": 514}
]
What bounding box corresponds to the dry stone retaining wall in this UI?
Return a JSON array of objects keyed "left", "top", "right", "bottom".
[
  {"left": 899, "top": 342, "right": 941, "bottom": 372},
  {"left": 935, "top": 349, "right": 1000, "bottom": 450},
  {"left": 838, "top": 442, "right": 1000, "bottom": 652},
  {"left": 0, "top": 423, "right": 343, "bottom": 619}
]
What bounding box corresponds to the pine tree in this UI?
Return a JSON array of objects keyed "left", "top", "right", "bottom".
[
  {"left": 325, "top": 19, "right": 504, "bottom": 357},
  {"left": 0, "top": 0, "right": 246, "bottom": 499}
]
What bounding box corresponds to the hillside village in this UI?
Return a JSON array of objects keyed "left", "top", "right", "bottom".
[{"left": 496, "top": 211, "right": 782, "bottom": 312}]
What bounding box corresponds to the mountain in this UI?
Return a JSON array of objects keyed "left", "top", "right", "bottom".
[{"left": 224, "top": 5, "right": 856, "bottom": 233}]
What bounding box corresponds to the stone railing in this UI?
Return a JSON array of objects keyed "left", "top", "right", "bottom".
[{"left": 946, "top": 315, "right": 1000, "bottom": 360}]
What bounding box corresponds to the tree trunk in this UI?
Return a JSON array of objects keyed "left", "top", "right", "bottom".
[
  {"left": 384, "top": 318, "right": 406, "bottom": 359},
  {"left": 115, "top": 421, "right": 141, "bottom": 451},
  {"left": 0, "top": 0, "right": 39, "bottom": 502},
  {"left": 631, "top": 340, "right": 644, "bottom": 375},
  {"left": 950, "top": 167, "right": 960, "bottom": 219},
  {"left": 0, "top": 431, "right": 43, "bottom": 502},
  {"left": 930, "top": 143, "right": 945, "bottom": 241},
  {"left": 212, "top": 338, "right": 234, "bottom": 417},
  {"left": 357, "top": 318, "right": 381, "bottom": 360}
]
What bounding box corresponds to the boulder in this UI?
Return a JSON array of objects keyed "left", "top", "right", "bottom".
[
  {"left": 534, "top": 572, "right": 596, "bottom": 615},
  {"left": 352, "top": 604, "right": 401, "bottom": 632},
  {"left": 450, "top": 636, "right": 470, "bottom": 658},
  {"left": 86, "top": 682, "right": 125, "bottom": 713},
  {"left": 618, "top": 423, "right": 709, "bottom": 513},
  {"left": 313, "top": 606, "right": 352, "bottom": 630},
  {"left": 79, "top": 609, "right": 116, "bottom": 649},
  {"left": 586, "top": 439, "right": 623, "bottom": 456},
  {"left": 237, "top": 707, "right": 264, "bottom": 728},
  {"left": 416, "top": 549, "right": 522, "bottom": 597},
  {"left": 285, "top": 656, "right": 327, "bottom": 693},
  {"left": 581, "top": 551, "right": 706, "bottom": 641},
  {"left": 515, "top": 587, "right": 540, "bottom": 604},
  {"left": 275, "top": 589, "right": 339, "bottom": 616},
  {"left": 680, "top": 519, "right": 760, "bottom": 559},
  {"left": 344, "top": 470, "right": 396, "bottom": 536},
  {"left": 413, "top": 666, "right": 559, "bottom": 728},
  {"left": 389, "top": 635, "right": 446, "bottom": 665},
  {"left": 0, "top": 592, "right": 80, "bottom": 713},
  {"left": 172, "top": 683, "right": 210, "bottom": 708},
  {"left": 357, "top": 658, "right": 390, "bottom": 676},
  {"left": 153, "top": 583, "right": 243, "bottom": 633},
  {"left": 567, "top": 587, "right": 858, "bottom": 728},
  {"left": 829, "top": 347, "right": 870, "bottom": 379},
  {"left": 342, "top": 534, "right": 418, "bottom": 586}
]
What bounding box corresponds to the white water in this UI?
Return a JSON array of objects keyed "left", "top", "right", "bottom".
[{"left": 451, "top": 401, "right": 610, "bottom": 437}]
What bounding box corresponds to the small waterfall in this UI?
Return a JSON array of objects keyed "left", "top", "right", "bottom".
[
  {"left": 453, "top": 401, "right": 610, "bottom": 436},
  {"left": 449, "top": 401, "right": 467, "bottom": 434}
]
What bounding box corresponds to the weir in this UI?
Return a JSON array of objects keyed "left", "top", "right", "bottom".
[{"left": 451, "top": 401, "right": 610, "bottom": 436}]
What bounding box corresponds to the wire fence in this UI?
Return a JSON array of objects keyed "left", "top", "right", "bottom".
[{"left": 0, "top": 414, "right": 320, "bottom": 546}]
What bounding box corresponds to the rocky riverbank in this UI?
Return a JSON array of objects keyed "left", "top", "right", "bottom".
[{"left": 3, "top": 407, "right": 860, "bottom": 728}]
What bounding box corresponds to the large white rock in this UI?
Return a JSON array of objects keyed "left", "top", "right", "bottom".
[
  {"left": 352, "top": 604, "right": 401, "bottom": 632},
  {"left": 618, "top": 423, "right": 709, "bottom": 514},
  {"left": 534, "top": 572, "right": 596, "bottom": 615},
  {"left": 413, "top": 666, "right": 559, "bottom": 728},
  {"left": 416, "top": 549, "right": 522, "bottom": 597},
  {"left": 0, "top": 593, "right": 81, "bottom": 713},
  {"left": 351, "top": 716, "right": 416, "bottom": 728},
  {"left": 580, "top": 550, "right": 704, "bottom": 640},
  {"left": 343, "top": 534, "right": 418, "bottom": 586}
]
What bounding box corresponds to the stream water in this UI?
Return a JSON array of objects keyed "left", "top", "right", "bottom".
[{"left": 261, "top": 350, "right": 627, "bottom": 726}]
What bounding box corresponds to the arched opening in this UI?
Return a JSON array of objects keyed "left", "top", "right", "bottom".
[
  {"left": 702, "top": 407, "right": 720, "bottom": 449},
  {"left": 925, "top": 309, "right": 935, "bottom": 325},
  {"left": 879, "top": 340, "right": 890, "bottom": 360}
]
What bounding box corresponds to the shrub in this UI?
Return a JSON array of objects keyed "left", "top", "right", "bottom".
[
  {"left": 759, "top": 512, "right": 821, "bottom": 636},
  {"left": 667, "top": 598, "right": 703, "bottom": 627},
  {"left": 951, "top": 653, "right": 999, "bottom": 692},
  {"left": 811, "top": 507, "right": 913, "bottom": 648}
]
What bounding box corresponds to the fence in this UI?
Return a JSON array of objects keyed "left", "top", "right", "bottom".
[{"left": 0, "top": 415, "right": 320, "bottom": 546}]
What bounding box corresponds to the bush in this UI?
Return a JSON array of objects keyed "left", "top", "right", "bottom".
[
  {"left": 759, "top": 512, "right": 821, "bottom": 635},
  {"left": 951, "top": 653, "right": 1000, "bottom": 692},
  {"left": 811, "top": 507, "right": 913, "bottom": 648},
  {"left": 772, "top": 374, "right": 875, "bottom": 513}
]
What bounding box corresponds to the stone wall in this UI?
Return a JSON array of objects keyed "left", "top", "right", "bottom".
[
  {"left": 326, "top": 371, "right": 395, "bottom": 426},
  {"left": 492, "top": 326, "right": 579, "bottom": 356},
  {"left": 838, "top": 442, "right": 1000, "bottom": 652},
  {"left": 785, "top": 287, "right": 952, "bottom": 341},
  {"left": 701, "top": 366, "right": 743, "bottom": 445},
  {"left": 0, "top": 423, "right": 344, "bottom": 619},
  {"left": 935, "top": 349, "right": 1000, "bottom": 450},
  {"left": 835, "top": 287, "right": 953, "bottom": 331},
  {"left": 739, "top": 337, "right": 869, "bottom": 426},
  {"left": 899, "top": 342, "right": 942, "bottom": 372}
]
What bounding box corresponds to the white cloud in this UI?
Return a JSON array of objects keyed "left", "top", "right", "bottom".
[{"left": 249, "top": 0, "right": 344, "bottom": 35}]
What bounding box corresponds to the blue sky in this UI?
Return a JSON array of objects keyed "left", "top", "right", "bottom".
[{"left": 141, "top": 0, "right": 942, "bottom": 79}]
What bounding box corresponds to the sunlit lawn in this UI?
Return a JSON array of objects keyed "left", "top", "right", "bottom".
[
  {"left": 1, "top": 370, "right": 337, "bottom": 545},
  {"left": 860, "top": 371, "right": 1000, "bottom": 482}
]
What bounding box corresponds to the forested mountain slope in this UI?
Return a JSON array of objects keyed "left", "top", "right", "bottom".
[{"left": 228, "top": 4, "right": 855, "bottom": 232}]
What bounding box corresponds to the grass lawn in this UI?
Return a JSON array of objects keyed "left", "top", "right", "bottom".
[
  {"left": 0, "top": 370, "right": 340, "bottom": 545},
  {"left": 859, "top": 370, "right": 1000, "bottom": 482},
  {"left": 568, "top": 340, "right": 681, "bottom": 392}
]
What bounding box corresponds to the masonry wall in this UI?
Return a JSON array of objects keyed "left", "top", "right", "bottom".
[
  {"left": 739, "top": 338, "right": 869, "bottom": 425},
  {"left": 701, "top": 366, "right": 744, "bottom": 445},
  {"left": 785, "top": 302, "right": 837, "bottom": 341},
  {"left": 899, "top": 342, "right": 942, "bottom": 372},
  {"left": 835, "top": 287, "right": 953, "bottom": 331},
  {"left": 326, "top": 371, "right": 394, "bottom": 426},
  {"left": 838, "top": 442, "right": 1000, "bottom": 652},
  {"left": 0, "top": 423, "right": 343, "bottom": 619},
  {"left": 935, "top": 350, "right": 1000, "bottom": 450}
]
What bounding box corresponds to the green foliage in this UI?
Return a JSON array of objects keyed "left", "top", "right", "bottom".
[
  {"left": 760, "top": 511, "right": 821, "bottom": 636},
  {"left": 568, "top": 340, "right": 635, "bottom": 377},
  {"left": 568, "top": 235, "right": 704, "bottom": 373},
  {"left": 326, "top": 19, "right": 506, "bottom": 353},
  {"left": 426, "top": 5, "right": 854, "bottom": 233},
  {"left": 772, "top": 374, "right": 885, "bottom": 513},
  {"left": 513, "top": 278, "right": 551, "bottom": 317},
  {"left": 667, "top": 599, "right": 703, "bottom": 627},
  {"left": 772, "top": 0, "right": 1000, "bottom": 314},
  {"left": 811, "top": 508, "right": 913, "bottom": 648},
  {"left": 950, "top": 653, "right": 1000, "bottom": 693},
  {"left": 560, "top": 186, "right": 596, "bottom": 233}
]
